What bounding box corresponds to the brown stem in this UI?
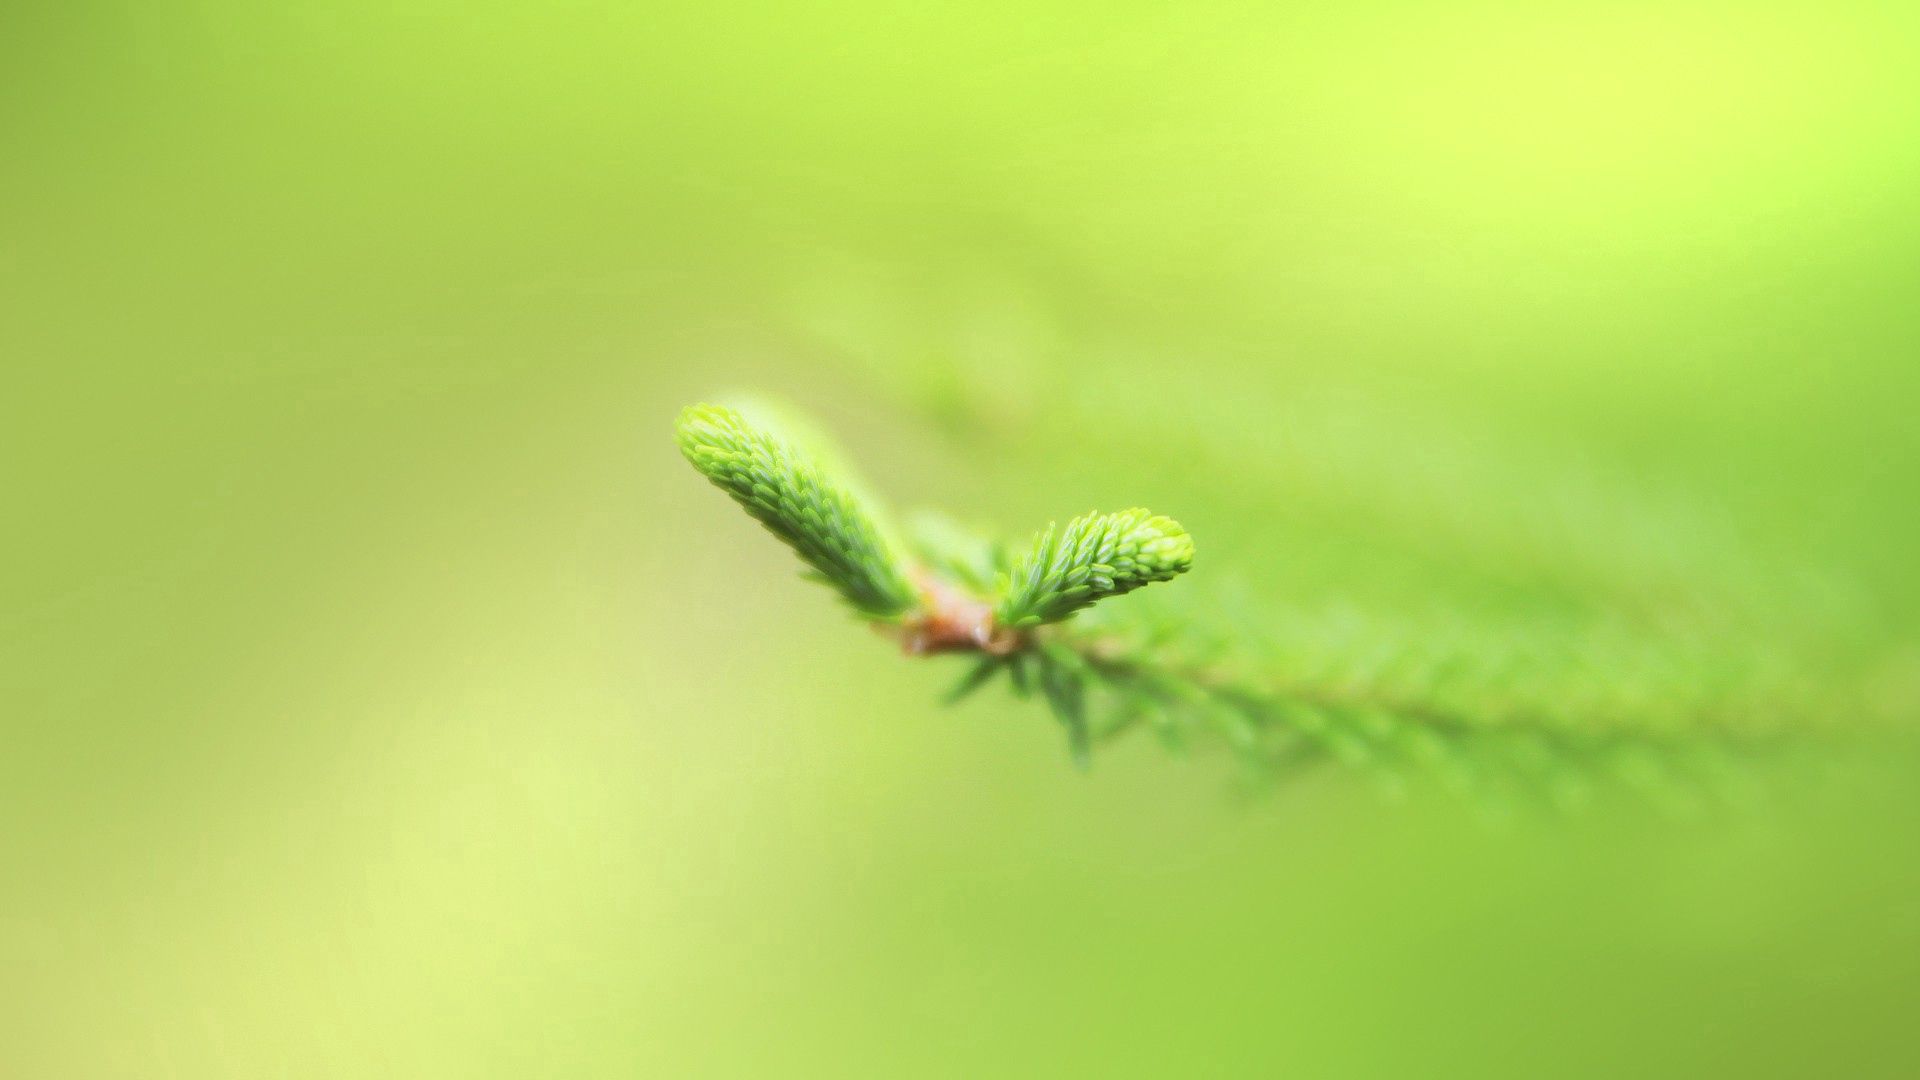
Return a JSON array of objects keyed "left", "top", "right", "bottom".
[{"left": 899, "top": 572, "right": 1023, "bottom": 656}]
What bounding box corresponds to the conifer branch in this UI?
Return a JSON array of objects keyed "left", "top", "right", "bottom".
[{"left": 675, "top": 399, "right": 1854, "bottom": 806}]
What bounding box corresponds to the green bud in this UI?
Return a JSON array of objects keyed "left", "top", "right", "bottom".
[
  {"left": 676, "top": 404, "right": 919, "bottom": 618},
  {"left": 997, "top": 508, "right": 1194, "bottom": 628}
]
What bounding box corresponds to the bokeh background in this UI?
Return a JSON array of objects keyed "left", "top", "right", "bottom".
[{"left": 6, "top": 3, "right": 1920, "bottom": 1076}]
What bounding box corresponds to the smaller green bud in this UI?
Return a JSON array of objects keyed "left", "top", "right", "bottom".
[{"left": 996, "top": 508, "right": 1194, "bottom": 628}]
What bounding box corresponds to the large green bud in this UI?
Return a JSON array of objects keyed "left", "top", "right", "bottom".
[{"left": 676, "top": 404, "right": 919, "bottom": 619}]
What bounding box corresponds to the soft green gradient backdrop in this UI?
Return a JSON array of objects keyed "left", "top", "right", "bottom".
[{"left": 5, "top": 3, "right": 1919, "bottom": 1077}]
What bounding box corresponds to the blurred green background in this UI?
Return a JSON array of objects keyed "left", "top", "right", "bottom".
[{"left": 5, "top": 2, "right": 1919, "bottom": 1076}]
